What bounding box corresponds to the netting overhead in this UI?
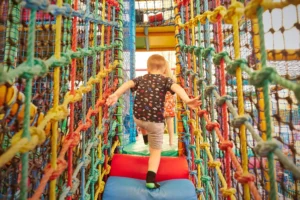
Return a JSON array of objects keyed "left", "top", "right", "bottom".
[{"left": 135, "top": 0, "right": 176, "bottom": 26}]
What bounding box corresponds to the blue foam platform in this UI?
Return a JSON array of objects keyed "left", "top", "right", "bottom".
[{"left": 103, "top": 176, "right": 197, "bottom": 200}]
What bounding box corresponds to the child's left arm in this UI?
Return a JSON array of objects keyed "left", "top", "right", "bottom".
[{"left": 106, "top": 80, "right": 135, "bottom": 106}]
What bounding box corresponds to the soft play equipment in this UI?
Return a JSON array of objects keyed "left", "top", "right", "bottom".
[
  {"left": 103, "top": 177, "right": 197, "bottom": 200},
  {"left": 110, "top": 154, "right": 189, "bottom": 181},
  {"left": 103, "top": 154, "right": 196, "bottom": 200}
]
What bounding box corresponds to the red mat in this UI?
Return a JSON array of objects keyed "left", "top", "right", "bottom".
[{"left": 110, "top": 154, "right": 189, "bottom": 181}]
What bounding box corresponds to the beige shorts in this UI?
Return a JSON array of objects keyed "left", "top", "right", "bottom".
[{"left": 134, "top": 118, "right": 164, "bottom": 150}]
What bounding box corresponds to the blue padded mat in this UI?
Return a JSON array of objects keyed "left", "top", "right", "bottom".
[{"left": 103, "top": 176, "right": 197, "bottom": 200}]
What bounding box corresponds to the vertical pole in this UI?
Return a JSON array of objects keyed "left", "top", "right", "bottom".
[
  {"left": 230, "top": 0, "right": 249, "bottom": 198},
  {"left": 67, "top": 0, "right": 78, "bottom": 199},
  {"left": 21, "top": 8, "right": 37, "bottom": 198},
  {"left": 129, "top": 0, "right": 136, "bottom": 143},
  {"left": 215, "top": 0, "right": 231, "bottom": 199},
  {"left": 256, "top": 6, "right": 277, "bottom": 200},
  {"left": 50, "top": 0, "right": 62, "bottom": 198}
]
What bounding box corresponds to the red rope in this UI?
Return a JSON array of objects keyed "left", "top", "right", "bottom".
[
  {"left": 67, "top": 0, "right": 78, "bottom": 198},
  {"left": 28, "top": 84, "right": 116, "bottom": 200},
  {"left": 215, "top": 0, "right": 231, "bottom": 196},
  {"left": 106, "top": 0, "right": 120, "bottom": 12}
]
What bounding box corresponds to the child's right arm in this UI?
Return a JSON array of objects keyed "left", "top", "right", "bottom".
[
  {"left": 170, "top": 83, "right": 201, "bottom": 109},
  {"left": 106, "top": 80, "right": 135, "bottom": 106}
]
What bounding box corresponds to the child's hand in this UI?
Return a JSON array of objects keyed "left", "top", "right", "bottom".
[
  {"left": 186, "top": 95, "right": 201, "bottom": 110},
  {"left": 106, "top": 93, "right": 118, "bottom": 106}
]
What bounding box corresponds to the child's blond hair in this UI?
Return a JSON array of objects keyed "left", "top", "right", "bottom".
[
  {"left": 164, "top": 61, "right": 176, "bottom": 82},
  {"left": 147, "top": 54, "right": 167, "bottom": 73}
]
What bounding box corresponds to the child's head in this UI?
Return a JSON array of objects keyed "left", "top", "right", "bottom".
[{"left": 147, "top": 54, "right": 167, "bottom": 74}]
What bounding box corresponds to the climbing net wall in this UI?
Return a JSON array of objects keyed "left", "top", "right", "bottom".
[
  {"left": 0, "top": 0, "right": 126, "bottom": 199},
  {"left": 174, "top": 0, "right": 300, "bottom": 199}
]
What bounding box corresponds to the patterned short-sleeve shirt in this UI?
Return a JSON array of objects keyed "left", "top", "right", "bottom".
[{"left": 131, "top": 74, "right": 174, "bottom": 123}]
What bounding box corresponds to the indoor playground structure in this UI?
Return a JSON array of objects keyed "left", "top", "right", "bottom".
[{"left": 0, "top": 0, "right": 299, "bottom": 199}]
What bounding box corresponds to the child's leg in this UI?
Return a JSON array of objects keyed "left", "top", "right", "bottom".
[
  {"left": 165, "top": 117, "right": 174, "bottom": 145},
  {"left": 140, "top": 127, "right": 148, "bottom": 145},
  {"left": 144, "top": 122, "right": 164, "bottom": 189},
  {"left": 148, "top": 147, "right": 161, "bottom": 172},
  {"left": 134, "top": 118, "right": 149, "bottom": 145},
  {"left": 146, "top": 147, "right": 161, "bottom": 189}
]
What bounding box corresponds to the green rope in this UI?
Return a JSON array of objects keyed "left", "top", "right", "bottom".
[
  {"left": 211, "top": 50, "right": 300, "bottom": 102},
  {"left": 3, "top": 0, "right": 21, "bottom": 72},
  {"left": 0, "top": 44, "right": 118, "bottom": 85},
  {"left": 90, "top": 0, "right": 99, "bottom": 199},
  {"left": 195, "top": 0, "right": 209, "bottom": 198},
  {"left": 20, "top": 9, "right": 37, "bottom": 200},
  {"left": 257, "top": 6, "right": 277, "bottom": 200},
  {"left": 116, "top": 1, "right": 124, "bottom": 152}
]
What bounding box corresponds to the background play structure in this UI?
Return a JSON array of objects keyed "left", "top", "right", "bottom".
[{"left": 0, "top": 0, "right": 299, "bottom": 199}]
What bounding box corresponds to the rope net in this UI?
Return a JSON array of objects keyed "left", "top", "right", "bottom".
[
  {"left": 0, "top": 0, "right": 126, "bottom": 199},
  {"left": 135, "top": 0, "right": 176, "bottom": 26},
  {"left": 0, "top": 0, "right": 300, "bottom": 199},
  {"left": 175, "top": 0, "right": 300, "bottom": 199}
]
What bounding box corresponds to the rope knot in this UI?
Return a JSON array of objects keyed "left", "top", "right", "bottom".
[
  {"left": 69, "top": 49, "right": 82, "bottom": 59},
  {"left": 205, "top": 85, "right": 217, "bottom": 96},
  {"left": 192, "top": 47, "right": 202, "bottom": 57},
  {"left": 244, "top": 0, "right": 263, "bottom": 19},
  {"left": 194, "top": 129, "right": 201, "bottom": 137},
  {"left": 216, "top": 95, "right": 231, "bottom": 106},
  {"left": 98, "top": 181, "right": 106, "bottom": 193},
  {"left": 201, "top": 175, "right": 211, "bottom": 183},
  {"left": 197, "top": 77, "right": 205, "bottom": 86},
  {"left": 234, "top": 171, "right": 255, "bottom": 184},
  {"left": 51, "top": 106, "right": 69, "bottom": 121},
  {"left": 219, "top": 140, "right": 233, "bottom": 151},
  {"left": 249, "top": 67, "right": 277, "bottom": 88},
  {"left": 198, "top": 110, "right": 208, "bottom": 117},
  {"left": 65, "top": 132, "right": 80, "bottom": 148},
  {"left": 195, "top": 14, "right": 207, "bottom": 25},
  {"left": 21, "top": 58, "right": 49, "bottom": 79},
  {"left": 254, "top": 139, "right": 281, "bottom": 157},
  {"left": 232, "top": 114, "right": 251, "bottom": 128},
  {"left": 194, "top": 158, "right": 203, "bottom": 165},
  {"left": 208, "top": 161, "right": 222, "bottom": 168},
  {"left": 196, "top": 187, "right": 205, "bottom": 194},
  {"left": 11, "top": 127, "right": 46, "bottom": 153},
  {"left": 208, "top": 6, "right": 227, "bottom": 23},
  {"left": 202, "top": 47, "right": 215, "bottom": 58},
  {"left": 220, "top": 187, "right": 236, "bottom": 197},
  {"left": 199, "top": 143, "right": 210, "bottom": 149},
  {"left": 46, "top": 159, "right": 68, "bottom": 181},
  {"left": 206, "top": 122, "right": 220, "bottom": 132},
  {"left": 65, "top": 90, "right": 82, "bottom": 103},
  {"left": 226, "top": 58, "right": 248, "bottom": 75},
  {"left": 213, "top": 51, "right": 229, "bottom": 65},
  {"left": 224, "top": 2, "right": 244, "bottom": 24},
  {"left": 96, "top": 99, "right": 106, "bottom": 107}
]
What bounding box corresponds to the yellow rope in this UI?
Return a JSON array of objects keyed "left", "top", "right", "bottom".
[
  {"left": 189, "top": 0, "right": 202, "bottom": 196},
  {"left": 109, "top": 140, "right": 120, "bottom": 160},
  {"left": 95, "top": 0, "right": 106, "bottom": 198},
  {"left": 50, "top": 0, "right": 62, "bottom": 198},
  {"left": 0, "top": 63, "right": 117, "bottom": 168},
  {"left": 230, "top": 0, "right": 249, "bottom": 199},
  {"left": 175, "top": 0, "right": 297, "bottom": 30},
  {"left": 174, "top": 4, "right": 185, "bottom": 156},
  {"left": 251, "top": 18, "right": 270, "bottom": 193}
]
